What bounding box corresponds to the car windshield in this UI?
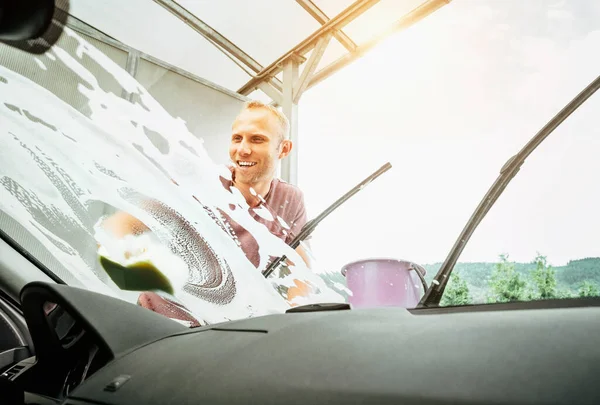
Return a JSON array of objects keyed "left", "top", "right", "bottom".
[{"left": 1, "top": 0, "right": 599, "bottom": 325}]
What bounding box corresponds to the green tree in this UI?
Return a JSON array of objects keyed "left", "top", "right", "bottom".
[
  {"left": 488, "top": 254, "right": 527, "bottom": 303},
  {"left": 441, "top": 272, "right": 472, "bottom": 306},
  {"left": 556, "top": 289, "right": 574, "bottom": 299},
  {"left": 578, "top": 281, "right": 600, "bottom": 298},
  {"left": 530, "top": 253, "right": 558, "bottom": 299}
]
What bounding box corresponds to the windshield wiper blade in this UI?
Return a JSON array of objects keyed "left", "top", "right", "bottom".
[
  {"left": 418, "top": 74, "right": 600, "bottom": 308},
  {"left": 262, "top": 162, "right": 392, "bottom": 278}
]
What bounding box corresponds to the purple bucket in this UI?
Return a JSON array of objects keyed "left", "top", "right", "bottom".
[{"left": 341, "top": 258, "right": 425, "bottom": 309}]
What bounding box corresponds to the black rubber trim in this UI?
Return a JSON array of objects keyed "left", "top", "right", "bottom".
[
  {"left": 0, "top": 227, "right": 65, "bottom": 285},
  {"left": 0, "top": 288, "right": 21, "bottom": 313},
  {"left": 209, "top": 328, "right": 268, "bottom": 334},
  {"left": 286, "top": 303, "right": 351, "bottom": 313},
  {"left": 410, "top": 296, "right": 600, "bottom": 315}
]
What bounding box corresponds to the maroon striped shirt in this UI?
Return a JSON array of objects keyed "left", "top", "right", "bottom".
[{"left": 219, "top": 176, "right": 307, "bottom": 268}]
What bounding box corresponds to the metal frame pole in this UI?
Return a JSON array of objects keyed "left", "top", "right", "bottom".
[{"left": 281, "top": 57, "right": 301, "bottom": 184}]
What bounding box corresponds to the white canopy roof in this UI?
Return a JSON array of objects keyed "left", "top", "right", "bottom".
[{"left": 63, "top": 0, "right": 448, "bottom": 97}]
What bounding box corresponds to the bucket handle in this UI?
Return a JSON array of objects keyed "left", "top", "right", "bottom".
[{"left": 410, "top": 263, "right": 428, "bottom": 293}]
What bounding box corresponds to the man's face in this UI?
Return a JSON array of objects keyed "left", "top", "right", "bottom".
[{"left": 229, "top": 108, "right": 291, "bottom": 185}]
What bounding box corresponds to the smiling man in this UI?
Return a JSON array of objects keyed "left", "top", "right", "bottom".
[{"left": 223, "top": 100, "right": 311, "bottom": 269}]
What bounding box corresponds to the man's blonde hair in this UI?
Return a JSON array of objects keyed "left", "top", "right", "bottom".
[{"left": 239, "top": 100, "right": 290, "bottom": 143}]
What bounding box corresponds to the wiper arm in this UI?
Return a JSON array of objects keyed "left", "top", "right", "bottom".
[
  {"left": 418, "top": 74, "right": 600, "bottom": 308},
  {"left": 263, "top": 162, "right": 392, "bottom": 278}
]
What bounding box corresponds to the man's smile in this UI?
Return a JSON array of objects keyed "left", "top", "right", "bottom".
[{"left": 237, "top": 160, "right": 257, "bottom": 167}]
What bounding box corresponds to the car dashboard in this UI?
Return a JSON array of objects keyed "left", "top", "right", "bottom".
[{"left": 3, "top": 281, "right": 600, "bottom": 405}]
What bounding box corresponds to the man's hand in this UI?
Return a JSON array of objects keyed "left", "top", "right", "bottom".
[{"left": 101, "top": 211, "right": 150, "bottom": 238}]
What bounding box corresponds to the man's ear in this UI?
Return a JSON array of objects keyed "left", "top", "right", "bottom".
[{"left": 278, "top": 139, "right": 293, "bottom": 159}]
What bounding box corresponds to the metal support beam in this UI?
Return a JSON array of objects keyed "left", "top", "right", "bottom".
[
  {"left": 153, "top": 0, "right": 283, "bottom": 93},
  {"left": 65, "top": 14, "right": 249, "bottom": 102},
  {"left": 307, "top": 0, "right": 451, "bottom": 91},
  {"left": 281, "top": 58, "right": 300, "bottom": 185},
  {"left": 121, "top": 51, "right": 140, "bottom": 101},
  {"left": 293, "top": 33, "right": 331, "bottom": 103},
  {"left": 258, "top": 82, "right": 283, "bottom": 106},
  {"left": 238, "top": 0, "right": 380, "bottom": 95},
  {"left": 295, "top": 0, "right": 357, "bottom": 52}
]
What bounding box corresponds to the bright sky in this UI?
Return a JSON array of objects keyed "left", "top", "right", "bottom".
[{"left": 297, "top": 0, "right": 600, "bottom": 272}]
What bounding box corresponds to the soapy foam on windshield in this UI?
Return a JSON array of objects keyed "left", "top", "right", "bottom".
[
  {"left": 253, "top": 206, "right": 274, "bottom": 222},
  {"left": 0, "top": 28, "right": 343, "bottom": 323},
  {"left": 1, "top": 65, "right": 285, "bottom": 321},
  {"left": 277, "top": 216, "right": 291, "bottom": 230},
  {"left": 333, "top": 282, "right": 352, "bottom": 295},
  {"left": 34, "top": 58, "right": 47, "bottom": 71}
]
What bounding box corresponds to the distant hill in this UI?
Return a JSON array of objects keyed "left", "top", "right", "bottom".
[{"left": 423, "top": 257, "right": 600, "bottom": 303}]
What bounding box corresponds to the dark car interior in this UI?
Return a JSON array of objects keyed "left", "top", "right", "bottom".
[{"left": 1, "top": 276, "right": 600, "bottom": 405}]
